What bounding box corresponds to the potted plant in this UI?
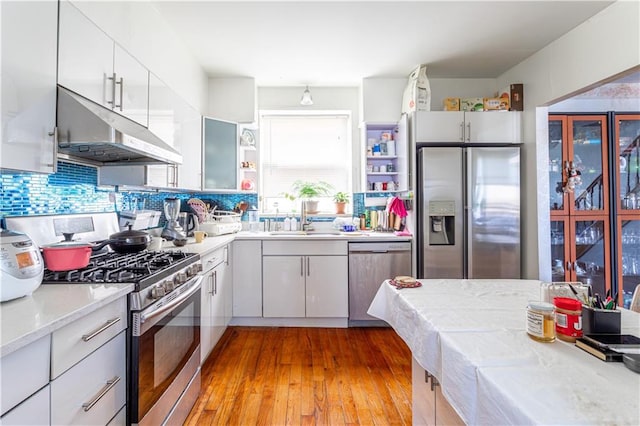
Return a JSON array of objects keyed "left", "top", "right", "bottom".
[
  {"left": 289, "top": 180, "right": 333, "bottom": 214},
  {"left": 333, "top": 192, "right": 350, "bottom": 214}
]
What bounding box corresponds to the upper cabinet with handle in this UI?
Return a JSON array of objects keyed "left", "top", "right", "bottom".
[
  {"left": 414, "top": 111, "right": 522, "bottom": 144},
  {"left": 1, "top": 0, "right": 58, "bottom": 174},
  {"left": 58, "top": 0, "right": 149, "bottom": 127}
]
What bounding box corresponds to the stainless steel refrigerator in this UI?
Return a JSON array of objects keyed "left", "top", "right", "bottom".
[{"left": 417, "top": 146, "right": 521, "bottom": 279}]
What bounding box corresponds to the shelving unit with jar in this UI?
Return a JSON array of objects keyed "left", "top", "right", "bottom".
[
  {"left": 614, "top": 114, "right": 640, "bottom": 308},
  {"left": 547, "top": 114, "right": 611, "bottom": 296},
  {"left": 362, "top": 117, "right": 408, "bottom": 194},
  {"left": 238, "top": 125, "right": 258, "bottom": 193}
]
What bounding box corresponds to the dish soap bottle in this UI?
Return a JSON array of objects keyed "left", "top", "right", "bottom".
[
  {"left": 284, "top": 215, "right": 291, "bottom": 231},
  {"left": 290, "top": 215, "right": 298, "bottom": 231}
]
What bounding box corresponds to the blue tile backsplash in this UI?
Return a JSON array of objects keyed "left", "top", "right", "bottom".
[{"left": 1, "top": 161, "right": 258, "bottom": 225}]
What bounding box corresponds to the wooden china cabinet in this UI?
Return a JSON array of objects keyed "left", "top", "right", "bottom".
[
  {"left": 548, "top": 115, "right": 611, "bottom": 297},
  {"left": 614, "top": 114, "right": 640, "bottom": 309}
]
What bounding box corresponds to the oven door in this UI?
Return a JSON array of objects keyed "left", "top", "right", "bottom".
[{"left": 129, "top": 276, "right": 202, "bottom": 426}]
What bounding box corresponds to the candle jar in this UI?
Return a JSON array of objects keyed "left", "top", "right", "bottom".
[{"left": 526, "top": 301, "right": 556, "bottom": 342}]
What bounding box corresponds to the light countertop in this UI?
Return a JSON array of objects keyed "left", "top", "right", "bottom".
[
  {"left": 368, "top": 279, "right": 640, "bottom": 425},
  {"left": 0, "top": 283, "right": 133, "bottom": 357}
]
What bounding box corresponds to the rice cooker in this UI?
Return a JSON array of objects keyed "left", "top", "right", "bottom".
[{"left": 0, "top": 229, "right": 44, "bottom": 302}]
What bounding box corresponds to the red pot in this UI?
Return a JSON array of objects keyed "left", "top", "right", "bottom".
[{"left": 41, "top": 243, "right": 93, "bottom": 271}]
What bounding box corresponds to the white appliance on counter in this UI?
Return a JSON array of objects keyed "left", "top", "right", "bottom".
[
  {"left": 0, "top": 229, "right": 44, "bottom": 302},
  {"left": 199, "top": 210, "right": 242, "bottom": 236}
]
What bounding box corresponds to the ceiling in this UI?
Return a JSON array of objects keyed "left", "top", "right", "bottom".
[{"left": 151, "top": 1, "right": 614, "bottom": 86}]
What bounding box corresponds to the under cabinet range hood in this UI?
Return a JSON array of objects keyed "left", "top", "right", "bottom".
[{"left": 56, "top": 86, "right": 182, "bottom": 166}]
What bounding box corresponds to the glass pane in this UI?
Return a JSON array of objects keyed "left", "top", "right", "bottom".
[
  {"left": 550, "top": 221, "right": 566, "bottom": 281},
  {"left": 574, "top": 220, "right": 606, "bottom": 296},
  {"left": 572, "top": 120, "right": 604, "bottom": 211},
  {"left": 618, "top": 118, "right": 640, "bottom": 211},
  {"left": 549, "top": 121, "right": 564, "bottom": 211},
  {"left": 621, "top": 220, "right": 640, "bottom": 309},
  {"left": 204, "top": 118, "right": 238, "bottom": 190}
]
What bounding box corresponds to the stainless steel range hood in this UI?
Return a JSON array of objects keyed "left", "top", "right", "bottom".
[{"left": 56, "top": 86, "right": 182, "bottom": 166}]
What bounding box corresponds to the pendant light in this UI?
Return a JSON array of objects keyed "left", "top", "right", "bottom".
[{"left": 300, "top": 85, "right": 313, "bottom": 106}]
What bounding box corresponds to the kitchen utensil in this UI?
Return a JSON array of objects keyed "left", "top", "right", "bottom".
[
  {"left": 194, "top": 231, "right": 208, "bottom": 243},
  {"left": 178, "top": 212, "right": 199, "bottom": 237},
  {"left": 99, "top": 226, "right": 151, "bottom": 254},
  {"left": 147, "top": 236, "right": 164, "bottom": 251},
  {"left": 0, "top": 229, "right": 44, "bottom": 302},
  {"left": 187, "top": 198, "right": 208, "bottom": 224}
]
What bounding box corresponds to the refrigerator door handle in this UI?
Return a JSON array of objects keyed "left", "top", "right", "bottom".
[
  {"left": 464, "top": 149, "right": 472, "bottom": 277},
  {"left": 459, "top": 122, "right": 464, "bottom": 142}
]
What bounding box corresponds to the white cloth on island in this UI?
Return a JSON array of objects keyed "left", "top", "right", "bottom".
[{"left": 368, "top": 278, "right": 640, "bottom": 425}]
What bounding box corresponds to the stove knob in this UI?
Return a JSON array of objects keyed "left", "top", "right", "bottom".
[
  {"left": 163, "top": 279, "right": 175, "bottom": 292},
  {"left": 174, "top": 272, "right": 187, "bottom": 286},
  {"left": 150, "top": 286, "right": 166, "bottom": 299}
]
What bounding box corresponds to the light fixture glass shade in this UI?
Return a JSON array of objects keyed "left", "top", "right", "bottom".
[{"left": 300, "top": 86, "right": 313, "bottom": 106}]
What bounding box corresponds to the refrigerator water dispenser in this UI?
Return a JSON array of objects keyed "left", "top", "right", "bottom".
[{"left": 428, "top": 200, "right": 455, "bottom": 245}]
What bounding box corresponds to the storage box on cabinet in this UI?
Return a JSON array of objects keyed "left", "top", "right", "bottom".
[
  {"left": 50, "top": 331, "right": 126, "bottom": 426},
  {"left": 51, "top": 297, "right": 127, "bottom": 379},
  {"left": 0, "top": 335, "right": 50, "bottom": 416}
]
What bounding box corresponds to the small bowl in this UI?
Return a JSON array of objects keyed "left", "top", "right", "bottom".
[{"left": 173, "top": 238, "right": 187, "bottom": 247}]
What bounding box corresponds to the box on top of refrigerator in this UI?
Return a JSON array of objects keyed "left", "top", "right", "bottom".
[
  {"left": 402, "top": 65, "right": 431, "bottom": 114},
  {"left": 496, "top": 84, "right": 524, "bottom": 111}
]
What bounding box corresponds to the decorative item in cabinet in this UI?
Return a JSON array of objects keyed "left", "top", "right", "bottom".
[
  {"left": 615, "top": 115, "right": 640, "bottom": 212},
  {"left": 364, "top": 123, "right": 400, "bottom": 193},
  {"left": 617, "top": 218, "right": 640, "bottom": 309},
  {"left": 239, "top": 125, "right": 258, "bottom": 193}
]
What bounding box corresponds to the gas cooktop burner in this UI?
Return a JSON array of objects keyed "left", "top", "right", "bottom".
[{"left": 43, "top": 251, "right": 199, "bottom": 290}]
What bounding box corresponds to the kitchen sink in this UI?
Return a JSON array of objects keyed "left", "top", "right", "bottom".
[{"left": 268, "top": 230, "right": 343, "bottom": 236}]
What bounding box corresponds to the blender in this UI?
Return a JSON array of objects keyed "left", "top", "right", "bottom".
[{"left": 161, "top": 197, "right": 186, "bottom": 241}]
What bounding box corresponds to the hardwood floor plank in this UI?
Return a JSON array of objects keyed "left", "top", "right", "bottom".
[{"left": 185, "top": 326, "right": 412, "bottom": 426}]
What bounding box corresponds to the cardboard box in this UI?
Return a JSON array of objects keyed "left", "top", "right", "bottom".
[
  {"left": 460, "top": 98, "right": 484, "bottom": 112},
  {"left": 402, "top": 65, "right": 431, "bottom": 114},
  {"left": 443, "top": 97, "right": 460, "bottom": 111},
  {"left": 496, "top": 83, "right": 523, "bottom": 111},
  {"left": 483, "top": 97, "right": 509, "bottom": 111},
  {"left": 510, "top": 83, "right": 524, "bottom": 111}
]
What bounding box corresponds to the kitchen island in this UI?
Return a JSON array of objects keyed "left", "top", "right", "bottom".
[{"left": 368, "top": 279, "right": 640, "bottom": 425}]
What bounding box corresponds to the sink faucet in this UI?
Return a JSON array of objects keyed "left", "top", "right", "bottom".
[{"left": 301, "top": 200, "right": 314, "bottom": 231}]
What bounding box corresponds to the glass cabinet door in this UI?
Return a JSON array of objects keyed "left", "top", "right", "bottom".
[
  {"left": 550, "top": 219, "right": 570, "bottom": 281},
  {"left": 549, "top": 117, "right": 568, "bottom": 214},
  {"left": 615, "top": 115, "right": 640, "bottom": 213},
  {"left": 568, "top": 116, "right": 609, "bottom": 215},
  {"left": 203, "top": 116, "right": 238, "bottom": 190},
  {"left": 570, "top": 218, "right": 610, "bottom": 298},
  {"left": 619, "top": 219, "right": 640, "bottom": 309}
]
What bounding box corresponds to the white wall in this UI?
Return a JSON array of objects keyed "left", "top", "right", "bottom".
[
  {"left": 208, "top": 77, "right": 256, "bottom": 123},
  {"left": 258, "top": 86, "right": 361, "bottom": 191},
  {"left": 69, "top": 0, "right": 208, "bottom": 112},
  {"left": 496, "top": 0, "right": 640, "bottom": 279}
]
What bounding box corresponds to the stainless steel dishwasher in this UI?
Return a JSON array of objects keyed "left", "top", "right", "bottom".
[{"left": 348, "top": 241, "right": 412, "bottom": 325}]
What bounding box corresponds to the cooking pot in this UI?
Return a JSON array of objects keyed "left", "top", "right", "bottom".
[
  {"left": 42, "top": 227, "right": 151, "bottom": 271},
  {"left": 0, "top": 229, "right": 44, "bottom": 302}
]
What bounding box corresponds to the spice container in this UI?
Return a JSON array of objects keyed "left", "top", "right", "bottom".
[
  {"left": 553, "top": 297, "right": 582, "bottom": 342},
  {"left": 526, "top": 301, "right": 556, "bottom": 342}
]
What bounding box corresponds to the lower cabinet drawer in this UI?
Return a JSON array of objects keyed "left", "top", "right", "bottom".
[
  {"left": 51, "top": 297, "right": 127, "bottom": 379},
  {"left": 0, "top": 384, "right": 50, "bottom": 426},
  {"left": 51, "top": 331, "right": 126, "bottom": 426},
  {"left": 0, "top": 334, "right": 50, "bottom": 416}
]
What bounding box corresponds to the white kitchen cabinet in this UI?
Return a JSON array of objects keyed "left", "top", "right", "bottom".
[
  {"left": 0, "top": 385, "right": 50, "bottom": 426},
  {"left": 0, "top": 335, "right": 50, "bottom": 417},
  {"left": 58, "top": 0, "right": 149, "bottom": 126},
  {"left": 1, "top": 0, "right": 58, "bottom": 174},
  {"left": 412, "top": 357, "right": 464, "bottom": 426},
  {"left": 262, "top": 240, "right": 348, "bottom": 318},
  {"left": 200, "top": 245, "right": 232, "bottom": 363},
  {"left": 413, "top": 111, "right": 521, "bottom": 143},
  {"left": 51, "top": 331, "right": 126, "bottom": 426},
  {"left": 202, "top": 116, "right": 238, "bottom": 191},
  {"left": 232, "top": 240, "right": 263, "bottom": 317}
]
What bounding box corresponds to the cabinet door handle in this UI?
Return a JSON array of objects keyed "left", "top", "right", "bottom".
[
  {"left": 82, "top": 376, "right": 121, "bottom": 412},
  {"left": 107, "top": 73, "right": 117, "bottom": 108},
  {"left": 466, "top": 122, "right": 471, "bottom": 142},
  {"left": 82, "top": 317, "right": 121, "bottom": 342},
  {"left": 209, "top": 273, "right": 213, "bottom": 295},
  {"left": 300, "top": 257, "right": 304, "bottom": 276},
  {"left": 214, "top": 270, "right": 217, "bottom": 294},
  {"left": 430, "top": 375, "right": 440, "bottom": 392},
  {"left": 459, "top": 122, "right": 464, "bottom": 142},
  {"left": 566, "top": 261, "right": 572, "bottom": 271},
  {"left": 307, "top": 256, "right": 310, "bottom": 276},
  {"left": 47, "top": 127, "right": 58, "bottom": 172},
  {"left": 115, "top": 77, "right": 124, "bottom": 111}
]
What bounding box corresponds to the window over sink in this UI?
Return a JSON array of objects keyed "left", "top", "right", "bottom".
[{"left": 259, "top": 111, "right": 352, "bottom": 214}]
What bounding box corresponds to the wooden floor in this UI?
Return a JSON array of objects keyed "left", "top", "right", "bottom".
[{"left": 185, "top": 326, "right": 412, "bottom": 426}]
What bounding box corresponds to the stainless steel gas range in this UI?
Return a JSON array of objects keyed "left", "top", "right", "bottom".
[{"left": 6, "top": 213, "right": 203, "bottom": 426}]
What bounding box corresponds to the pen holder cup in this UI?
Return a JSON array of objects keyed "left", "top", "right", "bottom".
[{"left": 582, "top": 306, "right": 621, "bottom": 334}]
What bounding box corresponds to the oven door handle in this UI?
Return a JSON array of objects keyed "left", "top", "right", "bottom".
[{"left": 140, "top": 276, "right": 203, "bottom": 324}]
